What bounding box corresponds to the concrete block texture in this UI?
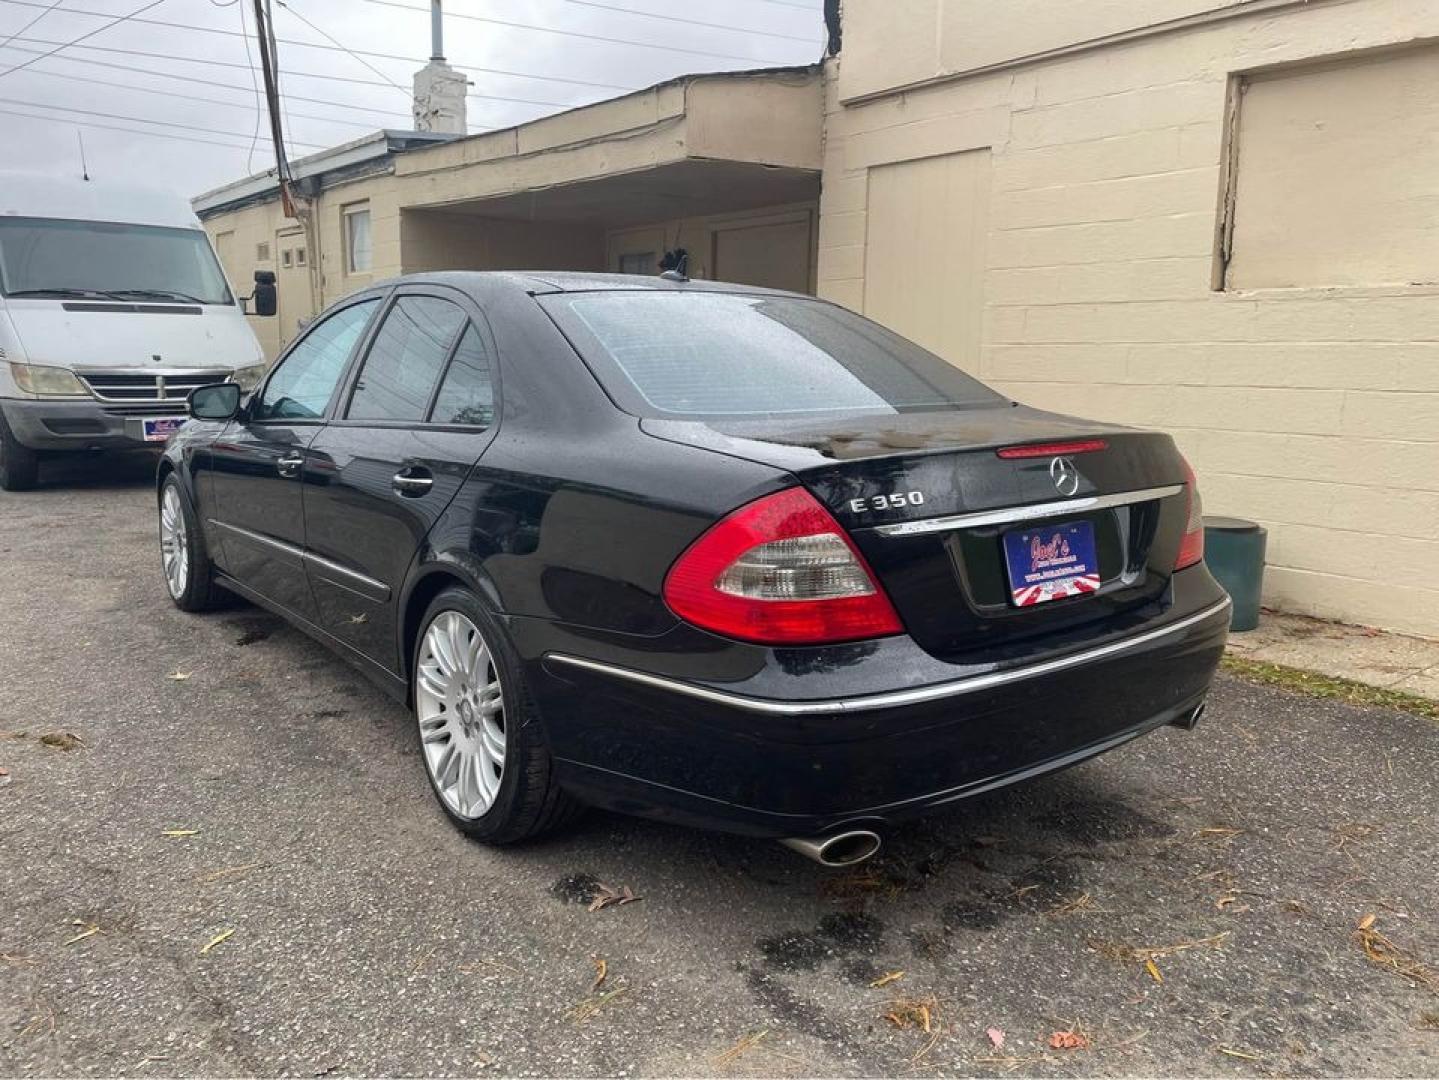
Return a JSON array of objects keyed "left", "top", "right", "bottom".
[{"left": 824, "top": 2, "right": 1439, "bottom": 635}]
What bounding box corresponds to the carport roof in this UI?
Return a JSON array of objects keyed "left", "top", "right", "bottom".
[{"left": 192, "top": 65, "right": 824, "bottom": 223}]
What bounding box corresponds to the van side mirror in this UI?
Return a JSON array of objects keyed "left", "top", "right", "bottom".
[
  {"left": 189, "top": 383, "right": 242, "bottom": 421},
  {"left": 246, "top": 270, "right": 277, "bottom": 317}
]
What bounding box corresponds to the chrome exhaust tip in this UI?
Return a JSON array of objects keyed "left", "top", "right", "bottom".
[
  {"left": 1172, "top": 701, "right": 1206, "bottom": 730},
  {"left": 780, "top": 829, "right": 883, "bottom": 867}
]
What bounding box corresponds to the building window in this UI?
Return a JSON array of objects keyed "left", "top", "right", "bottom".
[
  {"left": 344, "top": 204, "right": 372, "bottom": 274},
  {"left": 295, "top": 247, "right": 307, "bottom": 267},
  {"left": 281, "top": 249, "right": 293, "bottom": 269},
  {"left": 256, "top": 241, "right": 271, "bottom": 262},
  {"left": 1221, "top": 44, "right": 1439, "bottom": 290}
]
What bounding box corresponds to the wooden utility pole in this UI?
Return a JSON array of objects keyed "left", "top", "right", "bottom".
[{"left": 251, "top": 0, "right": 296, "bottom": 217}]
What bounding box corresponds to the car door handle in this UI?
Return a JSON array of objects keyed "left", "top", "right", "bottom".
[
  {"left": 392, "top": 468, "right": 434, "bottom": 497},
  {"left": 276, "top": 454, "right": 304, "bottom": 478}
]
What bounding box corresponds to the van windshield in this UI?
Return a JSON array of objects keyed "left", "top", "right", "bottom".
[
  {"left": 542, "top": 291, "right": 1002, "bottom": 421},
  {"left": 0, "top": 217, "right": 233, "bottom": 305}
]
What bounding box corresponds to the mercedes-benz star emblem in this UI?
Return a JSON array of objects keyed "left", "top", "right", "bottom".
[{"left": 1050, "top": 456, "right": 1080, "bottom": 497}]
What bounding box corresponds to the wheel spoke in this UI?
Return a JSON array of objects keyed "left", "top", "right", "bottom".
[{"left": 414, "top": 608, "right": 507, "bottom": 822}]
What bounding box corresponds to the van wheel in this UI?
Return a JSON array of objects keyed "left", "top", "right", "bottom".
[
  {"left": 0, "top": 412, "right": 39, "bottom": 491},
  {"left": 412, "top": 586, "right": 582, "bottom": 844}
]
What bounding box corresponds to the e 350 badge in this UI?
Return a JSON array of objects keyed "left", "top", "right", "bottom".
[{"left": 849, "top": 491, "right": 926, "bottom": 514}]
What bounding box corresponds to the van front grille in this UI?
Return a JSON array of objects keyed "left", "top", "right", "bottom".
[{"left": 77, "top": 370, "right": 229, "bottom": 412}]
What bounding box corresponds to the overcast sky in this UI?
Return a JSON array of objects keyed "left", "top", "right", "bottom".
[{"left": 0, "top": 0, "right": 824, "bottom": 199}]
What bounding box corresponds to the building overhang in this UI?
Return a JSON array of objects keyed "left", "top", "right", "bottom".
[{"left": 395, "top": 66, "right": 824, "bottom": 225}]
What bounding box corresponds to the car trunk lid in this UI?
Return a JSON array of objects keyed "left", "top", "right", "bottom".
[{"left": 643, "top": 405, "right": 1193, "bottom": 658}]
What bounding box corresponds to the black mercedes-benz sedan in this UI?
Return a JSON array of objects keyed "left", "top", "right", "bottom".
[{"left": 157, "top": 272, "right": 1229, "bottom": 865}]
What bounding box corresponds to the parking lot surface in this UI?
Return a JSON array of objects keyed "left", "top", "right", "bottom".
[{"left": 2, "top": 459, "right": 1437, "bottom": 1078}]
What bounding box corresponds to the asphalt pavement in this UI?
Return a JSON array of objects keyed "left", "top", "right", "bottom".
[{"left": 1, "top": 456, "right": 1436, "bottom": 1078}]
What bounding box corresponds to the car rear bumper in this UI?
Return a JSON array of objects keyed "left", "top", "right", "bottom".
[
  {"left": 529, "top": 570, "right": 1231, "bottom": 838},
  {"left": 0, "top": 398, "right": 176, "bottom": 452}
]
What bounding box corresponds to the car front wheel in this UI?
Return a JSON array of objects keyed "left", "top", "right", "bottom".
[
  {"left": 413, "top": 587, "right": 580, "bottom": 843},
  {"left": 159, "top": 474, "right": 218, "bottom": 611}
]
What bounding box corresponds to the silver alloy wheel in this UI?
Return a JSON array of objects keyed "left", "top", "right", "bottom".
[
  {"left": 160, "top": 485, "right": 190, "bottom": 599},
  {"left": 415, "top": 610, "right": 506, "bottom": 820}
]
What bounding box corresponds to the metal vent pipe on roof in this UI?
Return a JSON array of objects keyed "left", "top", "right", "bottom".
[{"left": 431, "top": 0, "right": 444, "bottom": 60}]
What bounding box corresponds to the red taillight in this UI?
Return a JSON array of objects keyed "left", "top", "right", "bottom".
[
  {"left": 663, "top": 487, "right": 903, "bottom": 646},
  {"left": 1175, "top": 457, "right": 1205, "bottom": 570},
  {"left": 996, "top": 439, "right": 1109, "bottom": 459}
]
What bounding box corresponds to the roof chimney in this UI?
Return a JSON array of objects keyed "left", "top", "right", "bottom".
[{"left": 412, "top": 1, "right": 467, "bottom": 135}]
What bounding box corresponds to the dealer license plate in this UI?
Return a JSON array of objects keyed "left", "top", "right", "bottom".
[
  {"left": 142, "top": 417, "right": 185, "bottom": 443},
  {"left": 1002, "top": 520, "right": 1101, "bottom": 607}
]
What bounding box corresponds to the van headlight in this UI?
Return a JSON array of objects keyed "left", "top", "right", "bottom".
[
  {"left": 230, "top": 363, "right": 267, "bottom": 393},
  {"left": 8, "top": 362, "right": 88, "bottom": 397}
]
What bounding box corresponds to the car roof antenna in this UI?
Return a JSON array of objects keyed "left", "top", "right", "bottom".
[{"left": 659, "top": 248, "right": 689, "bottom": 282}]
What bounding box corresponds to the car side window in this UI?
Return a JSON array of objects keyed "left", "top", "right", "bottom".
[
  {"left": 429, "top": 325, "right": 495, "bottom": 427},
  {"left": 347, "top": 296, "right": 466, "bottom": 422},
  {"left": 253, "top": 299, "right": 378, "bottom": 421}
]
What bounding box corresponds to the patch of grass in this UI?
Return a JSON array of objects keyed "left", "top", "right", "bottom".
[{"left": 1221, "top": 657, "right": 1439, "bottom": 722}]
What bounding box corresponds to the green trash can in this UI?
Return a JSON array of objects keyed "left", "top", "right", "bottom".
[{"left": 1203, "top": 516, "right": 1266, "bottom": 632}]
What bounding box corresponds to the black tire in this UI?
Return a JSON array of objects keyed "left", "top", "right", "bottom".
[
  {"left": 159, "top": 473, "right": 220, "bottom": 612},
  {"left": 413, "top": 586, "right": 582, "bottom": 844},
  {"left": 0, "top": 410, "right": 39, "bottom": 492}
]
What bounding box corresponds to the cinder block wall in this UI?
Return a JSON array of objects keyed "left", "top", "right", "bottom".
[{"left": 818, "top": 0, "right": 1439, "bottom": 637}]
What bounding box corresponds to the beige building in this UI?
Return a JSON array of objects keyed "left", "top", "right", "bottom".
[{"left": 196, "top": 0, "right": 1439, "bottom": 638}]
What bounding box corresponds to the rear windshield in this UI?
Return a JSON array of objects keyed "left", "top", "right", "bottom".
[{"left": 541, "top": 292, "right": 1002, "bottom": 420}]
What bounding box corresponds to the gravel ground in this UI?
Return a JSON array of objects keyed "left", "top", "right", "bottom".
[{"left": 1, "top": 457, "right": 1436, "bottom": 1078}]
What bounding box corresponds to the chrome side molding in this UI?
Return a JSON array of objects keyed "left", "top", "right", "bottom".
[
  {"left": 208, "top": 518, "right": 391, "bottom": 603},
  {"left": 873, "top": 484, "right": 1185, "bottom": 537},
  {"left": 547, "top": 596, "right": 1232, "bottom": 717}
]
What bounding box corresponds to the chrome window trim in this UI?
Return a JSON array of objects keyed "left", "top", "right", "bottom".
[
  {"left": 872, "top": 484, "right": 1186, "bottom": 537},
  {"left": 547, "top": 596, "right": 1231, "bottom": 717},
  {"left": 208, "top": 519, "right": 390, "bottom": 602}
]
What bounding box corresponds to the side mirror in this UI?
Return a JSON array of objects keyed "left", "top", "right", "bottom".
[
  {"left": 249, "top": 270, "right": 277, "bottom": 317},
  {"left": 189, "top": 382, "right": 242, "bottom": 421}
]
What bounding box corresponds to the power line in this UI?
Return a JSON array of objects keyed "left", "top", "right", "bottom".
[
  {"left": 0, "top": 1, "right": 637, "bottom": 91},
  {"left": 0, "top": 40, "right": 422, "bottom": 122},
  {"left": 0, "top": 97, "right": 323, "bottom": 147},
  {"left": 8, "top": 63, "right": 398, "bottom": 132},
  {"left": 358, "top": 0, "right": 795, "bottom": 66},
  {"left": 237, "top": 0, "right": 262, "bottom": 170},
  {"left": 0, "top": 0, "right": 168, "bottom": 79},
  {"left": 555, "top": 0, "right": 816, "bottom": 43},
  {"left": 274, "top": 0, "right": 407, "bottom": 96},
  {"left": 0, "top": 104, "right": 288, "bottom": 152},
  {"left": 272, "top": 1, "right": 577, "bottom": 108},
  {"left": 0, "top": 0, "right": 61, "bottom": 52}
]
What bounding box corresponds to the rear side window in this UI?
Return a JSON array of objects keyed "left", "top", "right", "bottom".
[
  {"left": 541, "top": 292, "right": 1002, "bottom": 420},
  {"left": 347, "top": 296, "right": 466, "bottom": 422},
  {"left": 430, "top": 326, "right": 494, "bottom": 427}
]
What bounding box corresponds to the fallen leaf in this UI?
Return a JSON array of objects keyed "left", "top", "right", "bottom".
[
  {"left": 986, "top": 1027, "right": 1005, "bottom": 1049},
  {"left": 883, "top": 996, "right": 937, "bottom": 1034},
  {"left": 1145, "top": 957, "right": 1164, "bottom": 984},
  {"left": 869, "top": 970, "right": 904, "bottom": 989},
  {"left": 63, "top": 922, "right": 101, "bottom": 946},
  {"left": 168, "top": 671, "right": 192, "bottom": 682},
  {"left": 162, "top": 828, "right": 200, "bottom": 838},
  {"left": 586, "top": 882, "right": 641, "bottom": 912},
  {"left": 1358, "top": 913, "right": 1376, "bottom": 931},
  {"left": 199, "top": 928, "right": 235, "bottom": 955},
  {"left": 1049, "top": 1029, "right": 1090, "bottom": 1051},
  {"left": 39, "top": 732, "right": 84, "bottom": 751},
  {"left": 591, "top": 955, "right": 607, "bottom": 992}
]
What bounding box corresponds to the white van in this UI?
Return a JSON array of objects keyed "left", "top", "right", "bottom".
[{"left": 0, "top": 173, "right": 274, "bottom": 490}]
